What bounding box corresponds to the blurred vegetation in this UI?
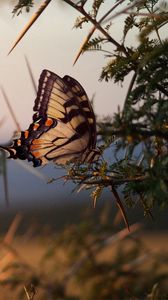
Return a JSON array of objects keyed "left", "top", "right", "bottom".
[{"left": 0, "top": 209, "right": 167, "bottom": 300}]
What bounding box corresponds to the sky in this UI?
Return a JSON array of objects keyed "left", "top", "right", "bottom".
[{"left": 0, "top": 1, "right": 147, "bottom": 208}]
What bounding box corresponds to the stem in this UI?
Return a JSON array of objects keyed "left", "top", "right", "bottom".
[
  {"left": 98, "top": 127, "right": 168, "bottom": 140},
  {"left": 70, "top": 175, "right": 147, "bottom": 186},
  {"left": 1, "top": 87, "right": 21, "bottom": 131},
  {"left": 122, "top": 71, "right": 137, "bottom": 115},
  {"left": 98, "top": 0, "right": 127, "bottom": 25},
  {"left": 145, "top": 4, "right": 162, "bottom": 44},
  {"left": 101, "top": 0, "right": 145, "bottom": 24},
  {"left": 25, "top": 56, "right": 37, "bottom": 94},
  {"left": 156, "top": 83, "right": 168, "bottom": 97}
]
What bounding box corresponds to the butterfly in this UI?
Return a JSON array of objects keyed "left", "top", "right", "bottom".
[{"left": 1, "top": 70, "right": 99, "bottom": 167}]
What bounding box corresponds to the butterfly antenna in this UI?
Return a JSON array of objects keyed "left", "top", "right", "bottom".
[{"left": 25, "top": 56, "right": 37, "bottom": 94}]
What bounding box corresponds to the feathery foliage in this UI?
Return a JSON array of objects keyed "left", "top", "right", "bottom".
[{"left": 12, "top": 0, "right": 34, "bottom": 15}]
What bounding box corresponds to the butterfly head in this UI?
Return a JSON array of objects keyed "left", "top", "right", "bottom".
[{"left": 15, "top": 144, "right": 29, "bottom": 160}]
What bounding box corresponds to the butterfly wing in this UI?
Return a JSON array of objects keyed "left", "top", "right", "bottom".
[
  {"left": 63, "top": 75, "right": 97, "bottom": 149},
  {"left": 27, "top": 70, "right": 97, "bottom": 165},
  {"left": 1, "top": 70, "right": 98, "bottom": 167}
]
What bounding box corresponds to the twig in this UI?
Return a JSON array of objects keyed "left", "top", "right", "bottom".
[
  {"left": 123, "top": 11, "right": 168, "bottom": 18},
  {"left": 25, "top": 56, "right": 37, "bottom": 94},
  {"left": 145, "top": 4, "right": 162, "bottom": 45},
  {"left": 122, "top": 71, "right": 137, "bottom": 116},
  {"left": 101, "top": 0, "right": 145, "bottom": 24},
  {"left": 69, "top": 175, "right": 147, "bottom": 186},
  {"left": 98, "top": 127, "right": 168, "bottom": 140},
  {"left": 1, "top": 87, "right": 21, "bottom": 131},
  {"left": 24, "top": 284, "right": 36, "bottom": 300}
]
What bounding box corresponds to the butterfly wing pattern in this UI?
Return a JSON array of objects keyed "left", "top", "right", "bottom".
[{"left": 1, "top": 70, "right": 99, "bottom": 167}]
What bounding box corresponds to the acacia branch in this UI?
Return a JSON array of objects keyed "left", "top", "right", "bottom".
[
  {"left": 69, "top": 175, "right": 147, "bottom": 187},
  {"left": 63, "top": 0, "right": 128, "bottom": 56},
  {"left": 98, "top": 127, "right": 168, "bottom": 140},
  {"left": 156, "top": 83, "right": 168, "bottom": 97},
  {"left": 73, "top": 0, "right": 127, "bottom": 64}
]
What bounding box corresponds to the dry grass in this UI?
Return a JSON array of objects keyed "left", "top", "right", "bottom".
[{"left": 0, "top": 212, "right": 167, "bottom": 300}]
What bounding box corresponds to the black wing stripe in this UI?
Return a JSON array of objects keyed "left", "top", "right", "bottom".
[{"left": 63, "top": 75, "right": 96, "bottom": 148}]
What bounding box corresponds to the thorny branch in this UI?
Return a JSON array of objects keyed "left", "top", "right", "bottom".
[{"left": 63, "top": 0, "right": 129, "bottom": 56}]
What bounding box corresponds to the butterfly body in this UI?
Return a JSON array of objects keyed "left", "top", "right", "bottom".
[{"left": 1, "top": 70, "right": 99, "bottom": 167}]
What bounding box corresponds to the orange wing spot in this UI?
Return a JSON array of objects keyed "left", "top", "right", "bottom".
[
  {"left": 33, "top": 123, "right": 40, "bottom": 131},
  {"left": 45, "top": 118, "right": 53, "bottom": 127},
  {"left": 30, "top": 144, "right": 40, "bottom": 150},
  {"left": 32, "top": 150, "right": 41, "bottom": 158},
  {"left": 17, "top": 140, "right": 21, "bottom": 146},
  {"left": 32, "top": 139, "right": 43, "bottom": 145},
  {"left": 24, "top": 130, "right": 29, "bottom": 139}
]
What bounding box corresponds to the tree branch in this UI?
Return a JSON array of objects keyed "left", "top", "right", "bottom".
[
  {"left": 69, "top": 175, "right": 147, "bottom": 187},
  {"left": 63, "top": 0, "right": 128, "bottom": 56},
  {"left": 73, "top": 0, "right": 128, "bottom": 64},
  {"left": 98, "top": 127, "right": 168, "bottom": 140}
]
